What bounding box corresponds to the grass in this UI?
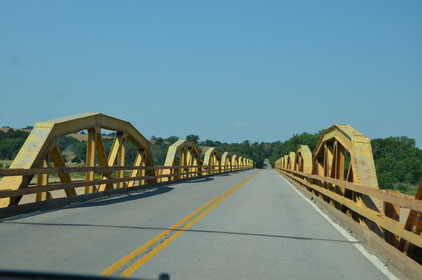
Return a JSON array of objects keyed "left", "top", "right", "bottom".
[{"left": 394, "top": 183, "right": 418, "bottom": 197}]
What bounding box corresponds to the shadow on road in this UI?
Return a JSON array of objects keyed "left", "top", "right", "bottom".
[
  {"left": 218, "top": 172, "right": 239, "bottom": 176},
  {"left": 186, "top": 177, "right": 214, "bottom": 183},
  {"left": 0, "top": 220, "right": 363, "bottom": 245},
  {"left": 65, "top": 186, "right": 174, "bottom": 209}
]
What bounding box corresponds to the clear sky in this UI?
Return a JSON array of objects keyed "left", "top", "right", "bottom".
[{"left": 1, "top": 0, "right": 421, "bottom": 146}]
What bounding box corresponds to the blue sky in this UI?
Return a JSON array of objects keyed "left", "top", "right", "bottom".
[{"left": 1, "top": 0, "right": 421, "bottom": 146}]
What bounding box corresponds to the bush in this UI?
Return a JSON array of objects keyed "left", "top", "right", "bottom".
[
  {"left": 372, "top": 137, "right": 422, "bottom": 188},
  {"left": 0, "top": 129, "right": 29, "bottom": 160},
  {"left": 396, "top": 183, "right": 409, "bottom": 192},
  {"left": 71, "top": 157, "right": 81, "bottom": 164}
]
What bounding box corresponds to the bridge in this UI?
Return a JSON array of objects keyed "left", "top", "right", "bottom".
[{"left": 0, "top": 113, "right": 421, "bottom": 280}]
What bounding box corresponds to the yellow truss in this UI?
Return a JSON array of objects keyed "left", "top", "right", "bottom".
[
  {"left": 283, "top": 155, "right": 288, "bottom": 169},
  {"left": 312, "top": 124, "right": 382, "bottom": 229},
  {"left": 0, "top": 113, "right": 153, "bottom": 207},
  {"left": 295, "top": 145, "right": 312, "bottom": 173},
  {"left": 287, "top": 152, "right": 296, "bottom": 170},
  {"left": 162, "top": 139, "right": 202, "bottom": 181},
  {"left": 313, "top": 124, "right": 378, "bottom": 188},
  {"left": 221, "top": 152, "right": 232, "bottom": 171},
  {"left": 203, "top": 147, "right": 221, "bottom": 175},
  {"left": 238, "top": 156, "right": 244, "bottom": 169},
  {"left": 232, "top": 155, "right": 239, "bottom": 171}
]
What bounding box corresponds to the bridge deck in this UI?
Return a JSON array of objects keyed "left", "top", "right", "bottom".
[{"left": 0, "top": 170, "right": 391, "bottom": 279}]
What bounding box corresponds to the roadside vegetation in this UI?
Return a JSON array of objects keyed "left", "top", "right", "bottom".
[{"left": 0, "top": 127, "right": 421, "bottom": 195}]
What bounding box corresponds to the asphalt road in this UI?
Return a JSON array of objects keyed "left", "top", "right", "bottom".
[{"left": 0, "top": 169, "right": 393, "bottom": 279}]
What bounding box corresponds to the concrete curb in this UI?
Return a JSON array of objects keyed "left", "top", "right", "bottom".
[
  {"left": 0, "top": 170, "right": 252, "bottom": 220},
  {"left": 283, "top": 174, "right": 422, "bottom": 280}
]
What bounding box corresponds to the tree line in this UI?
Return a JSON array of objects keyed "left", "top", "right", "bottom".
[
  {"left": 1, "top": 128, "right": 421, "bottom": 194},
  {"left": 0, "top": 130, "right": 267, "bottom": 168}
]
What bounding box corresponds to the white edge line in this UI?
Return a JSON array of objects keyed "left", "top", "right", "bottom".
[{"left": 276, "top": 172, "right": 398, "bottom": 280}]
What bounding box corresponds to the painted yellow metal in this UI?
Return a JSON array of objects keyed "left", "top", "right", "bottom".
[
  {"left": 85, "top": 128, "right": 97, "bottom": 193},
  {"left": 221, "top": 152, "right": 232, "bottom": 171},
  {"left": 203, "top": 147, "right": 221, "bottom": 175},
  {"left": 0, "top": 113, "right": 153, "bottom": 208},
  {"left": 287, "top": 152, "right": 296, "bottom": 170},
  {"left": 295, "top": 145, "right": 312, "bottom": 173},
  {"left": 0, "top": 113, "right": 253, "bottom": 208},
  {"left": 98, "top": 132, "right": 124, "bottom": 191},
  {"left": 276, "top": 124, "right": 422, "bottom": 256},
  {"left": 162, "top": 139, "right": 202, "bottom": 181},
  {"left": 35, "top": 154, "right": 51, "bottom": 202},
  {"left": 313, "top": 124, "right": 378, "bottom": 189},
  {"left": 273, "top": 125, "right": 382, "bottom": 230},
  {"left": 280, "top": 169, "right": 422, "bottom": 249},
  {"left": 283, "top": 155, "right": 288, "bottom": 169},
  {"left": 116, "top": 133, "right": 126, "bottom": 189},
  {"left": 238, "top": 156, "right": 244, "bottom": 170},
  {"left": 312, "top": 124, "right": 382, "bottom": 230},
  {"left": 127, "top": 151, "right": 144, "bottom": 187},
  {"left": 49, "top": 141, "right": 75, "bottom": 195},
  {"left": 232, "top": 155, "right": 239, "bottom": 171}
]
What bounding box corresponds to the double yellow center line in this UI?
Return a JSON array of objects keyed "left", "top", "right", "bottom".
[{"left": 102, "top": 170, "right": 261, "bottom": 277}]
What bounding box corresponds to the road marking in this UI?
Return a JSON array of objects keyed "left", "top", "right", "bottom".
[
  {"left": 102, "top": 170, "right": 261, "bottom": 276},
  {"left": 276, "top": 171, "right": 398, "bottom": 280}
]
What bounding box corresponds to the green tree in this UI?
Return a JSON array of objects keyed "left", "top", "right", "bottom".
[
  {"left": 186, "top": 134, "right": 199, "bottom": 144},
  {"left": 269, "top": 131, "right": 322, "bottom": 167},
  {"left": 166, "top": 136, "right": 179, "bottom": 145},
  {"left": 0, "top": 129, "right": 29, "bottom": 159},
  {"left": 372, "top": 137, "right": 422, "bottom": 189}
]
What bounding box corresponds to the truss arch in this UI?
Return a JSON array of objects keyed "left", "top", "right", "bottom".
[
  {"left": 0, "top": 113, "right": 153, "bottom": 207},
  {"left": 221, "top": 152, "right": 232, "bottom": 171},
  {"left": 203, "top": 147, "right": 221, "bottom": 175},
  {"left": 287, "top": 152, "right": 296, "bottom": 170},
  {"left": 232, "top": 155, "right": 239, "bottom": 171},
  {"left": 312, "top": 124, "right": 382, "bottom": 228},
  {"left": 238, "top": 156, "right": 245, "bottom": 170},
  {"left": 295, "top": 145, "right": 312, "bottom": 173},
  {"left": 162, "top": 139, "right": 202, "bottom": 181}
]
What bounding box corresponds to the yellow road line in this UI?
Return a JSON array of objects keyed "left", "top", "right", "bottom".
[
  {"left": 120, "top": 170, "right": 261, "bottom": 277},
  {"left": 101, "top": 170, "right": 261, "bottom": 276}
]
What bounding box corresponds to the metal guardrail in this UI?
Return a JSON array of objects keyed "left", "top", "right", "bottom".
[
  {"left": 0, "top": 164, "right": 251, "bottom": 201},
  {"left": 276, "top": 167, "right": 422, "bottom": 257}
]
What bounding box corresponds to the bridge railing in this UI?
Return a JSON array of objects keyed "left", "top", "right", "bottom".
[
  {"left": 0, "top": 164, "right": 251, "bottom": 205},
  {"left": 0, "top": 113, "right": 254, "bottom": 208},
  {"left": 276, "top": 167, "right": 422, "bottom": 251},
  {"left": 274, "top": 123, "right": 422, "bottom": 262}
]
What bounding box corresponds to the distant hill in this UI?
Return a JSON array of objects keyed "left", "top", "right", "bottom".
[{"left": 0, "top": 127, "right": 114, "bottom": 142}]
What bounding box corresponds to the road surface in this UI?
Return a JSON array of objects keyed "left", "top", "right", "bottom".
[{"left": 0, "top": 169, "right": 392, "bottom": 279}]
